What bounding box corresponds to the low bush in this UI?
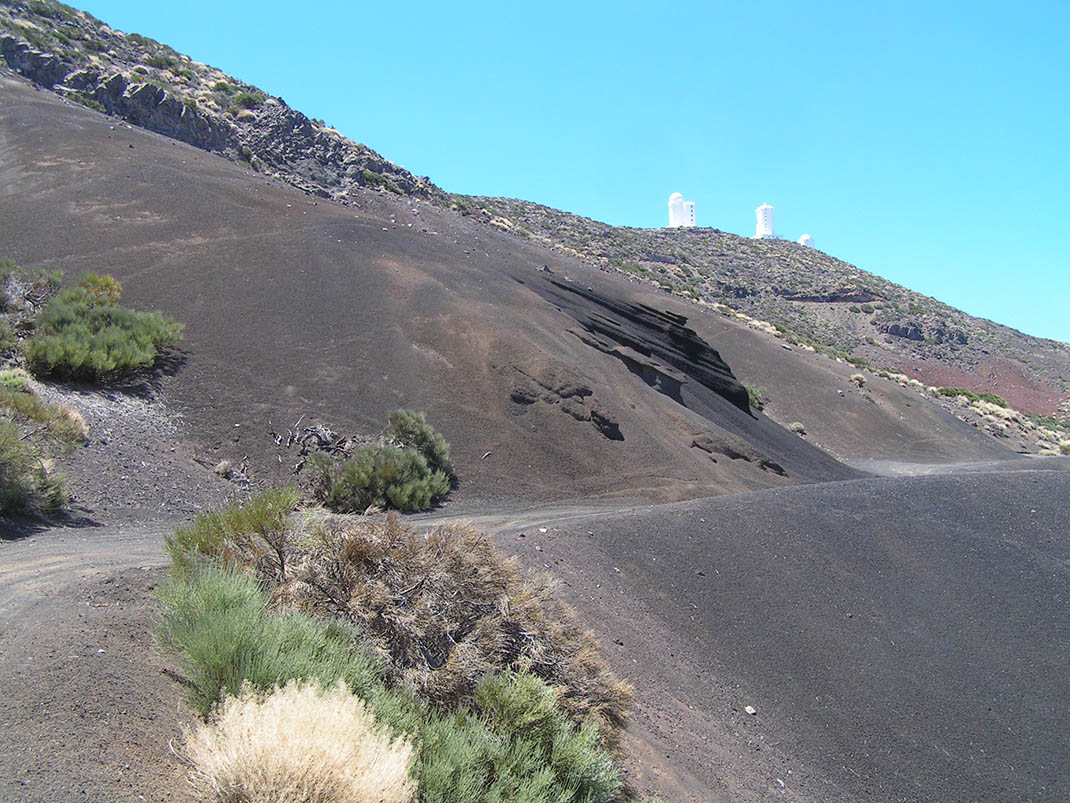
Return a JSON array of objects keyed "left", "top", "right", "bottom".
[
  {"left": 145, "top": 53, "right": 176, "bottom": 70},
  {"left": 158, "top": 566, "right": 621, "bottom": 802},
  {"left": 78, "top": 272, "right": 122, "bottom": 304},
  {"left": 385, "top": 410, "right": 454, "bottom": 478},
  {"left": 744, "top": 384, "right": 766, "bottom": 411},
  {"left": 0, "top": 419, "right": 66, "bottom": 517},
  {"left": 313, "top": 445, "right": 451, "bottom": 513},
  {"left": 231, "top": 90, "right": 266, "bottom": 110},
  {"left": 22, "top": 279, "right": 183, "bottom": 382},
  {"left": 284, "top": 512, "right": 633, "bottom": 737},
  {"left": 165, "top": 494, "right": 632, "bottom": 740},
  {"left": 361, "top": 169, "right": 402, "bottom": 194},
  {"left": 186, "top": 678, "right": 416, "bottom": 803},
  {"left": 310, "top": 411, "right": 453, "bottom": 513},
  {"left": 937, "top": 387, "right": 1008, "bottom": 408},
  {"left": 0, "top": 321, "right": 14, "bottom": 355},
  {"left": 0, "top": 374, "right": 84, "bottom": 518},
  {"left": 0, "top": 381, "right": 87, "bottom": 446},
  {"left": 166, "top": 485, "right": 301, "bottom": 575}
]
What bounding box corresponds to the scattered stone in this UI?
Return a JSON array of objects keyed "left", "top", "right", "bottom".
[{"left": 745, "top": 705, "right": 757, "bottom": 716}]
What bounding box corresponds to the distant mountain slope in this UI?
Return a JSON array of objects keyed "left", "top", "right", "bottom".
[
  {"left": 2, "top": 0, "right": 1067, "bottom": 421},
  {"left": 453, "top": 196, "right": 1070, "bottom": 416}
]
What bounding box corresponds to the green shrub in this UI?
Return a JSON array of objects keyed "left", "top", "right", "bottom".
[
  {"left": 166, "top": 486, "right": 301, "bottom": 574},
  {"left": 0, "top": 420, "right": 67, "bottom": 518},
  {"left": 212, "top": 81, "right": 235, "bottom": 95},
  {"left": 315, "top": 444, "right": 450, "bottom": 513},
  {"left": 231, "top": 90, "right": 266, "bottom": 110},
  {"left": 22, "top": 285, "right": 183, "bottom": 382},
  {"left": 744, "top": 384, "right": 766, "bottom": 411},
  {"left": 936, "top": 387, "right": 1009, "bottom": 408},
  {"left": 0, "top": 384, "right": 87, "bottom": 447},
  {"left": 0, "top": 321, "right": 14, "bottom": 355},
  {"left": 978, "top": 392, "right": 1009, "bottom": 408},
  {"left": 311, "top": 412, "right": 453, "bottom": 513},
  {"left": 145, "top": 53, "right": 176, "bottom": 69},
  {"left": 77, "top": 272, "right": 122, "bottom": 304},
  {"left": 386, "top": 409, "right": 454, "bottom": 478},
  {"left": 361, "top": 169, "right": 402, "bottom": 194},
  {"left": 156, "top": 565, "right": 383, "bottom": 717},
  {"left": 70, "top": 93, "right": 106, "bottom": 113}
]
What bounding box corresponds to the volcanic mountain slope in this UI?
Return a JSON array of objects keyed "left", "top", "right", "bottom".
[
  {"left": 1, "top": 0, "right": 1067, "bottom": 421},
  {"left": 3, "top": 50, "right": 1070, "bottom": 803},
  {"left": 457, "top": 196, "right": 1070, "bottom": 416},
  {"left": 0, "top": 73, "right": 1020, "bottom": 505}
]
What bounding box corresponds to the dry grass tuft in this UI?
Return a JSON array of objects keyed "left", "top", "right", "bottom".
[
  {"left": 849, "top": 372, "right": 866, "bottom": 388},
  {"left": 281, "top": 510, "right": 633, "bottom": 740},
  {"left": 186, "top": 678, "right": 415, "bottom": 803}
]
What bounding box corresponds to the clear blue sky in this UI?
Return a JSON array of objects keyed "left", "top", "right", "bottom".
[{"left": 79, "top": 0, "right": 1070, "bottom": 343}]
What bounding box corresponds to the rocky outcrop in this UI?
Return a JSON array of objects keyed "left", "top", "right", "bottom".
[
  {"left": 525, "top": 272, "right": 751, "bottom": 413},
  {"left": 690, "top": 432, "right": 787, "bottom": 475},
  {"left": 776, "top": 287, "right": 881, "bottom": 303},
  {"left": 0, "top": 12, "right": 442, "bottom": 204},
  {"left": 881, "top": 322, "right": 925, "bottom": 342},
  {"left": 880, "top": 321, "right": 968, "bottom": 345},
  {"left": 507, "top": 364, "right": 624, "bottom": 440}
]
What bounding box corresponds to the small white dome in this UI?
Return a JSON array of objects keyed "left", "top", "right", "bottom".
[{"left": 669, "top": 192, "right": 684, "bottom": 202}]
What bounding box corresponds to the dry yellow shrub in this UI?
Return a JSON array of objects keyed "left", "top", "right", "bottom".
[{"left": 186, "top": 679, "right": 415, "bottom": 803}]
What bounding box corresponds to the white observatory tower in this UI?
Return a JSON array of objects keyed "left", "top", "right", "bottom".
[
  {"left": 668, "top": 193, "right": 696, "bottom": 228},
  {"left": 754, "top": 203, "right": 775, "bottom": 239},
  {"left": 797, "top": 233, "right": 814, "bottom": 248}
]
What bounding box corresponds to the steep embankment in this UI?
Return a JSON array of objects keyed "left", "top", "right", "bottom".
[{"left": 0, "top": 74, "right": 1023, "bottom": 505}]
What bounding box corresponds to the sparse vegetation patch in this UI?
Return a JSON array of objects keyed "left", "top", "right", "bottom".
[
  {"left": 160, "top": 494, "right": 628, "bottom": 801},
  {"left": 937, "top": 387, "right": 1008, "bottom": 407}
]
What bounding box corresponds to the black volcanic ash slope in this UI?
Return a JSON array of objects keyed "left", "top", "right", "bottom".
[{"left": 0, "top": 73, "right": 862, "bottom": 504}]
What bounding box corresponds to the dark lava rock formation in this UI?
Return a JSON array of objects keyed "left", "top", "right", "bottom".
[{"left": 526, "top": 272, "right": 751, "bottom": 413}]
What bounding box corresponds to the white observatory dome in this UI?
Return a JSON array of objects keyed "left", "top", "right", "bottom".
[
  {"left": 668, "top": 193, "right": 695, "bottom": 228},
  {"left": 754, "top": 203, "right": 775, "bottom": 239}
]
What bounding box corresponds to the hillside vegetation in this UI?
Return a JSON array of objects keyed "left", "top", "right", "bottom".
[
  {"left": 161, "top": 492, "right": 631, "bottom": 802},
  {"left": 1, "top": 0, "right": 1067, "bottom": 418}
]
